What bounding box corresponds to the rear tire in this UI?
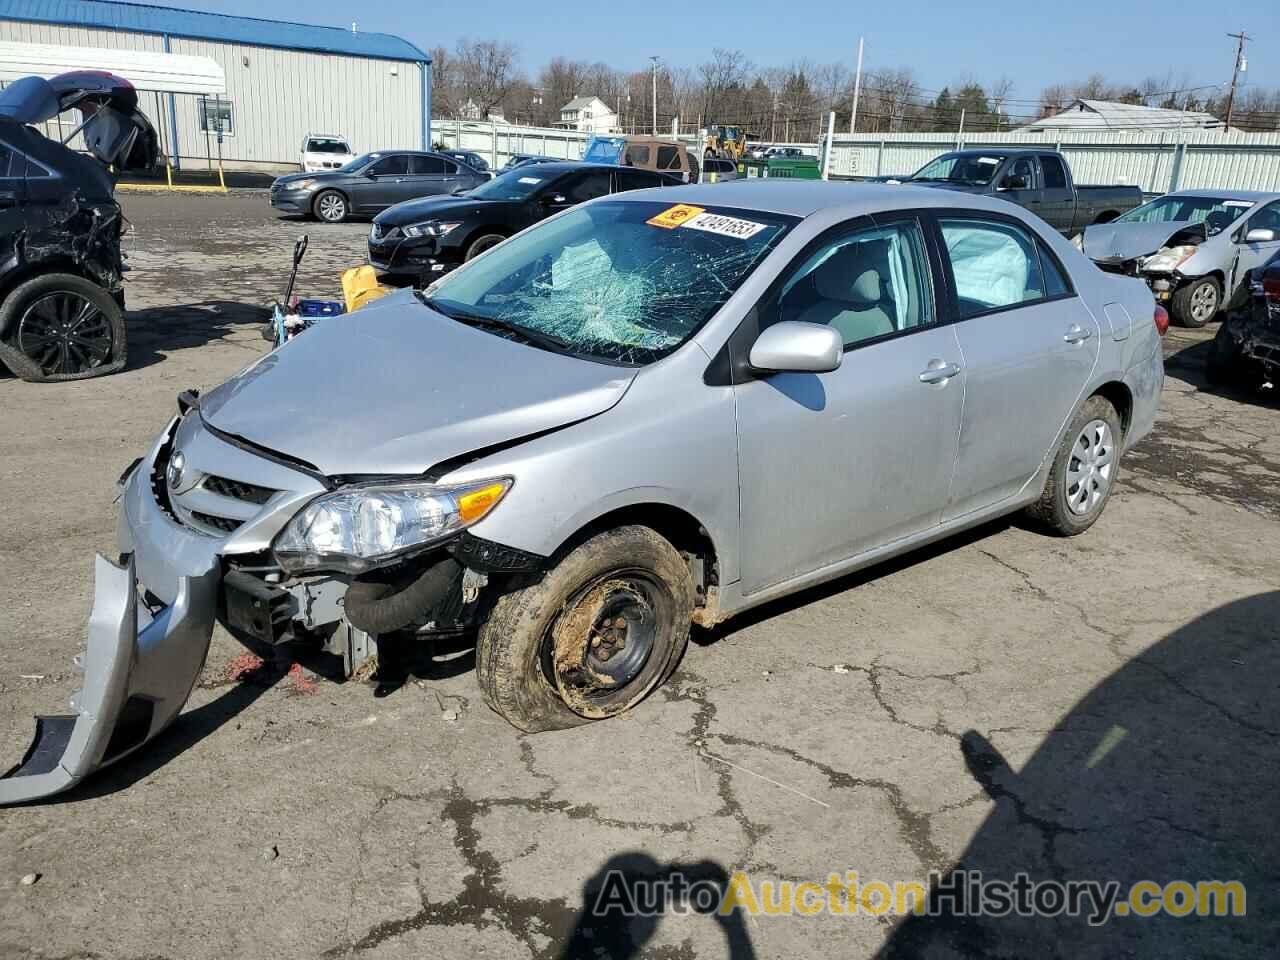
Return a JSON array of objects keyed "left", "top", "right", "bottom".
[
  {"left": 1205, "top": 321, "right": 1267, "bottom": 391},
  {"left": 1027, "top": 395, "right": 1123, "bottom": 536},
  {"left": 476, "top": 526, "right": 695, "bottom": 732},
  {"left": 1171, "top": 276, "right": 1219, "bottom": 328},
  {"left": 0, "top": 273, "right": 127, "bottom": 382},
  {"left": 465, "top": 233, "right": 505, "bottom": 261}
]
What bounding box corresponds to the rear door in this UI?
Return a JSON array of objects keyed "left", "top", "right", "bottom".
[
  {"left": 1038, "top": 154, "right": 1075, "bottom": 233},
  {"left": 936, "top": 213, "right": 1100, "bottom": 519}
]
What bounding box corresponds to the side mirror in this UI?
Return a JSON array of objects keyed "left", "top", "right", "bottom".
[
  {"left": 543, "top": 193, "right": 567, "bottom": 205},
  {"left": 749, "top": 321, "right": 843, "bottom": 374},
  {"left": 999, "top": 174, "right": 1028, "bottom": 190},
  {"left": 364, "top": 168, "right": 378, "bottom": 178},
  {"left": 1245, "top": 228, "right": 1277, "bottom": 244}
]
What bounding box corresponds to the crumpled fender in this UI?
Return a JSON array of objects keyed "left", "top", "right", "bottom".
[{"left": 0, "top": 553, "right": 217, "bottom": 805}]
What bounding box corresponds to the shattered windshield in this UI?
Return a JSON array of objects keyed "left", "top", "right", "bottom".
[
  {"left": 1117, "top": 196, "right": 1252, "bottom": 232},
  {"left": 910, "top": 153, "right": 1007, "bottom": 185},
  {"left": 422, "top": 200, "right": 794, "bottom": 364}
]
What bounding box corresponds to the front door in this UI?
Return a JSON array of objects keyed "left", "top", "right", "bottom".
[
  {"left": 350, "top": 154, "right": 410, "bottom": 212},
  {"left": 996, "top": 156, "right": 1045, "bottom": 223},
  {"left": 937, "top": 215, "right": 1100, "bottom": 520},
  {"left": 735, "top": 217, "right": 964, "bottom": 595},
  {"left": 1229, "top": 200, "right": 1280, "bottom": 296}
]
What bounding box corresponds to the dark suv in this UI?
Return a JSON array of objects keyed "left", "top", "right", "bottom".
[
  {"left": 270, "top": 151, "right": 488, "bottom": 223},
  {"left": 368, "top": 162, "right": 678, "bottom": 280},
  {"left": 0, "top": 72, "right": 158, "bottom": 382}
]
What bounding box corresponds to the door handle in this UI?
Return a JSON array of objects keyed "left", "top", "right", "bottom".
[
  {"left": 918, "top": 360, "right": 962, "bottom": 384},
  {"left": 1063, "top": 324, "right": 1093, "bottom": 344}
]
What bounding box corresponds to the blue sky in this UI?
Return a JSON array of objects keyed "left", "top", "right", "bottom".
[{"left": 177, "top": 0, "right": 1274, "bottom": 102}]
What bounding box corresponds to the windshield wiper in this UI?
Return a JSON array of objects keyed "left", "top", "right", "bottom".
[{"left": 418, "top": 295, "right": 572, "bottom": 353}]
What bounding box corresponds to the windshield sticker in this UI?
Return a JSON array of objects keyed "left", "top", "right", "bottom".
[
  {"left": 1224, "top": 200, "right": 1253, "bottom": 208},
  {"left": 681, "top": 211, "right": 767, "bottom": 240},
  {"left": 978, "top": 157, "right": 1000, "bottom": 165},
  {"left": 647, "top": 204, "right": 705, "bottom": 229},
  {"left": 517, "top": 176, "right": 543, "bottom": 185}
]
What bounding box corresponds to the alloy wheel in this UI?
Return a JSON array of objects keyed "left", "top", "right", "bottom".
[
  {"left": 1190, "top": 282, "right": 1218, "bottom": 323},
  {"left": 317, "top": 193, "right": 346, "bottom": 222},
  {"left": 16, "top": 292, "right": 114, "bottom": 376},
  {"left": 1065, "top": 418, "right": 1114, "bottom": 516}
]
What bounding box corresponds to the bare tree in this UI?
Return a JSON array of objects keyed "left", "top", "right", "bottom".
[{"left": 455, "top": 39, "right": 519, "bottom": 118}]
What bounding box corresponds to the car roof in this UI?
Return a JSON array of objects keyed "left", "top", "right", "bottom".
[
  {"left": 609, "top": 180, "right": 1035, "bottom": 219},
  {"left": 946, "top": 148, "right": 1046, "bottom": 158},
  {"left": 501, "top": 161, "right": 616, "bottom": 176},
  {"left": 1165, "top": 189, "right": 1280, "bottom": 202}
]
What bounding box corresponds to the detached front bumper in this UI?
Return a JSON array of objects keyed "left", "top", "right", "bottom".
[
  {"left": 0, "top": 554, "right": 218, "bottom": 804},
  {"left": 0, "top": 445, "right": 222, "bottom": 805}
]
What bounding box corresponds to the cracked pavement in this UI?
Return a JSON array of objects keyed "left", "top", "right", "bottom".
[{"left": 1, "top": 193, "right": 1277, "bottom": 958}]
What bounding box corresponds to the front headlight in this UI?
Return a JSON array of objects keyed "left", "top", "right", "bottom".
[
  {"left": 1140, "top": 245, "right": 1198, "bottom": 274},
  {"left": 273, "top": 477, "right": 512, "bottom": 574},
  {"left": 287, "top": 178, "right": 317, "bottom": 191},
  {"left": 402, "top": 220, "right": 462, "bottom": 239}
]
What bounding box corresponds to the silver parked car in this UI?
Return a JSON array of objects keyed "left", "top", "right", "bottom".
[
  {"left": 1076, "top": 189, "right": 1280, "bottom": 327},
  {"left": 2, "top": 183, "right": 1165, "bottom": 803}
]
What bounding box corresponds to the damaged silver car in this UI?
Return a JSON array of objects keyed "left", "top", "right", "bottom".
[
  {"left": 1076, "top": 190, "right": 1280, "bottom": 328},
  {"left": 2, "top": 183, "right": 1166, "bottom": 803}
]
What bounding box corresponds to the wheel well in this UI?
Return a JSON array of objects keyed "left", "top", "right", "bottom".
[
  {"left": 1092, "top": 381, "right": 1133, "bottom": 437},
  {"left": 311, "top": 187, "right": 347, "bottom": 210},
  {"left": 557, "top": 503, "right": 719, "bottom": 594},
  {"left": 462, "top": 225, "right": 511, "bottom": 252}
]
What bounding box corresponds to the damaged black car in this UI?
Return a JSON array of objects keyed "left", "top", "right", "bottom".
[
  {"left": 0, "top": 71, "right": 159, "bottom": 382},
  {"left": 1207, "top": 248, "right": 1280, "bottom": 392}
]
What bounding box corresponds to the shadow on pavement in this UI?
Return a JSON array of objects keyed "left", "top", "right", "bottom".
[
  {"left": 125, "top": 300, "right": 270, "bottom": 371},
  {"left": 558, "top": 852, "right": 756, "bottom": 959},
  {"left": 878, "top": 591, "right": 1279, "bottom": 958}
]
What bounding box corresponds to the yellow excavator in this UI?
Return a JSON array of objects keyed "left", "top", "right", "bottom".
[{"left": 704, "top": 124, "right": 750, "bottom": 162}]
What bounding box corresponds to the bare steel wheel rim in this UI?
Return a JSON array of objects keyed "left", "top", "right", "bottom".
[
  {"left": 543, "top": 568, "right": 672, "bottom": 718},
  {"left": 1190, "top": 282, "right": 1218, "bottom": 322},
  {"left": 1065, "top": 418, "right": 1114, "bottom": 517},
  {"left": 16, "top": 292, "right": 113, "bottom": 375},
  {"left": 318, "top": 193, "right": 345, "bottom": 221}
]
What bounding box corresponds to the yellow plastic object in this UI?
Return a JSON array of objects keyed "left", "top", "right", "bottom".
[{"left": 341, "top": 265, "right": 393, "bottom": 313}]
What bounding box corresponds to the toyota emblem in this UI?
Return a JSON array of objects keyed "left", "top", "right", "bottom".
[{"left": 167, "top": 451, "right": 187, "bottom": 491}]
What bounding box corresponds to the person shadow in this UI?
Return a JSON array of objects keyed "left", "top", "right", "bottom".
[
  {"left": 558, "top": 853, "right": 757, "bottom": 960},
  {"left": 878, "top": 591, "right": 1280, "bottom": 958}
]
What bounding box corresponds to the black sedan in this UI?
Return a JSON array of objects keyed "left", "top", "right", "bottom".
[
  {"left": 368, "top": 162, "right": 678, "bottom": 280},
  {"left": 269, "top": 151, "right": 488, "bottom": 223}
]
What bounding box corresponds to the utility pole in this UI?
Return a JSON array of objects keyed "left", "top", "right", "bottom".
[
  {"left": 1224, "top": 31, "right": 1250, "bottom": 130},
  {"left": 649, "top": 56, "right": 660, "bottom": 135},
  {"left": 849, "top": 37, "right": 864, "bottom": 134}
]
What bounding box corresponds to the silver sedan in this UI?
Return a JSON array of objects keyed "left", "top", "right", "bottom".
[{"left": 2, "top": 183, "right": 1165, "bottom": 802}]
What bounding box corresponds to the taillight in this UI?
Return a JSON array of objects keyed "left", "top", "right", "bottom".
[
  {"left": 1262, "top": 272, "right": 1280, "bottom": 301},
  {"left": 1153, "top": 304, "right": 1169, "bottom": 336}
]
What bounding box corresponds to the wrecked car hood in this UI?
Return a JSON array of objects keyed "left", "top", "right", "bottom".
[
  {"left": 200, "top": 291, "right": 637, "bottom": 476},
  {"left": 1081, "top": 220, "right": 1205, "bottom": 261}
]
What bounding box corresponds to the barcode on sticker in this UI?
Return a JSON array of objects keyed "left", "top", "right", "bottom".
[{"left": 682, "top": 212, "right": 766, "bottom": 239}]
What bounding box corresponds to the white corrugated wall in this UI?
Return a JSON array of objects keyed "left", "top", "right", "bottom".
[{"left": 0, "top": 19, "right": 423, "bottom": 171}]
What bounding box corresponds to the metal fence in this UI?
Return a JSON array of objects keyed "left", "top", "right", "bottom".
[
  {"left": 822, "top": 129, "right": 1280, "bottom": 193},
  {"left": 427, "top": 120, "right": 1280, "bottom": 194}
]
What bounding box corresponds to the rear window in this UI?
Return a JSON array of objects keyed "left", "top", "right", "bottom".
[
  {"left": 657, "top": 145, "right": 681, "bottom": 170},
  {"left": 424, "top": 200, "right": 796, "bottom": 364}
]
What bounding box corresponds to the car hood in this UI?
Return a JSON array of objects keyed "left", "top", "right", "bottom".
[
  {"left": 376, "top": 195, "right": 507, "bottom": 226},
  {"left": 199, "top": 291, "right": 635, "bottom": 476},
  {"left": 1081, "top": 220, "right": 1207, "bottom": 261}
]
